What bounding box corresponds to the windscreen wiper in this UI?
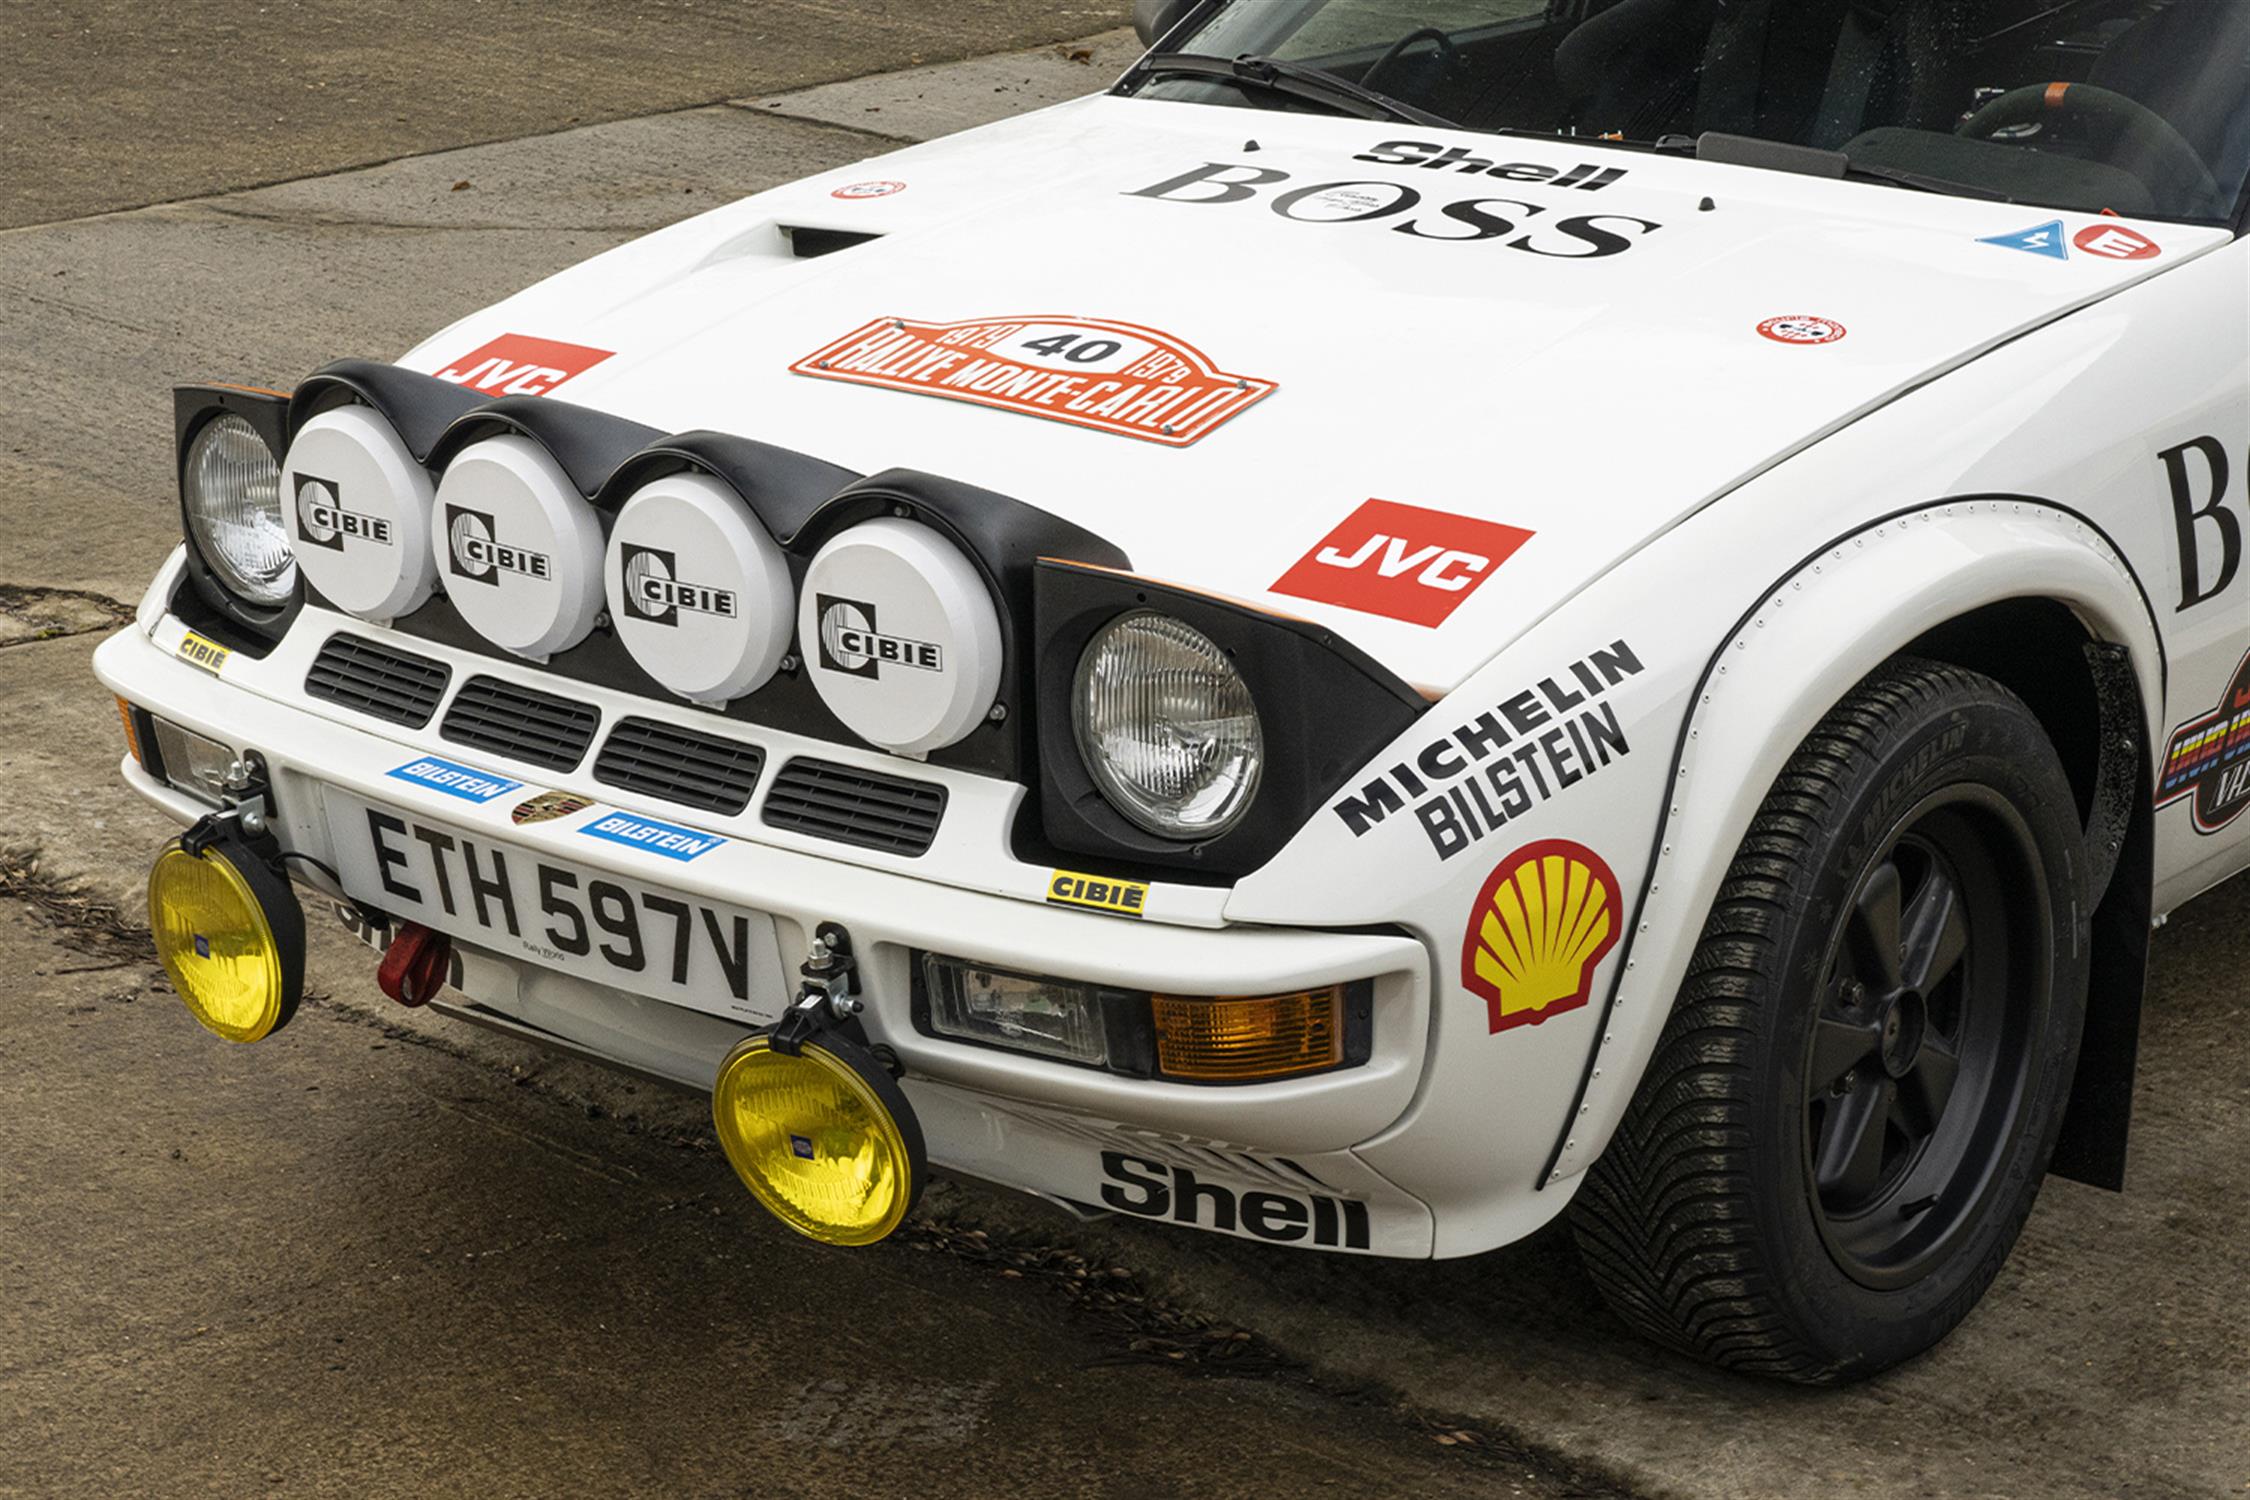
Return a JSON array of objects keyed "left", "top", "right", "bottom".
[
  {"left": 1134, "top": 51, "right": 1459, "bottom": 130},
  {"left": 1696, "top": 132, "right": 2018, "bottom": 204}
]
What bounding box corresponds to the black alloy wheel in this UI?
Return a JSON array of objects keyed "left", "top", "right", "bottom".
[{"left": 1572, "top": 658, "right": 2093, "bottom": 1383}]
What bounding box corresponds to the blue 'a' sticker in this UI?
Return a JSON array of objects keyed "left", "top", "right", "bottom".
[
  {"left": 578, "top": 811, "right": 728, "bottom": 862},
  {"left": 1979, "top": 220, "right": 2070, "bottom": 260},
  {"left": 387, "top": 756, "right": 524, "bottom": 804},
  {"left": 790, "top": 1134, "right": 816, "bottom": 1160}
]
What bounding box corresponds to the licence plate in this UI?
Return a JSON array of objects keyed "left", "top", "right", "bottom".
[{"left": 327, "top": 795, "right": 787, "bottom": 1026}]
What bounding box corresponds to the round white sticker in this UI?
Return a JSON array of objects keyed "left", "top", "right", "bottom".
[{"left": 1757, "top": 314, "right": 1849, "bottom": 346}]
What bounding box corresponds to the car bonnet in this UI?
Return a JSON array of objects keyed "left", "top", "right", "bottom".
[{"left": 398, "top": 95, "right": 2225, "bottom": 693}]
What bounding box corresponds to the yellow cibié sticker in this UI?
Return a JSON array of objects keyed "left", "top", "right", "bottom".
[
  {"left": 1046, "top": 869, "right": 1150, "bottom": 919},
  {"left": 176, "top": 631, "right": 232, "bottom": 674}
]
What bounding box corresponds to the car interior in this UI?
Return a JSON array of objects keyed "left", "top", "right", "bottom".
[{"left": 1139, "top": 0, "right": 2250, "bottom": 220}]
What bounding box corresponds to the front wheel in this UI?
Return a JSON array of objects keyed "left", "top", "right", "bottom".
[{"left": 1570, "top": 658, "right": 2090, "bottom": 1383}]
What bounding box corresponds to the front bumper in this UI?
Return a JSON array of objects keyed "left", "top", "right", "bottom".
[{"left": 97, "top": 610, "right": 1437, "bottom": 1255}]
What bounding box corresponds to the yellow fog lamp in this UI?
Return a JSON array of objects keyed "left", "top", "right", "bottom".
[
  {"left": 147, "top": 814, "right": 306, "bottom": 1044},
  {"left": 711, "top": 1035, "right": 924, "bottom": 1246},
  {"left": 711, "top": 926, "right": 925, "bottom": 1246}
]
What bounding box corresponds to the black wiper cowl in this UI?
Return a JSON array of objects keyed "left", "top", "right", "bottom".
[{"left": 1134, "top": 51, "right": 1459, "bottom": 130}]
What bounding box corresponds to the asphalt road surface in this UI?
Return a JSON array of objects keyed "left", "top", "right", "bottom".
[{"left": 3, "top": 6, "right": 2247, "bottom": 1498}]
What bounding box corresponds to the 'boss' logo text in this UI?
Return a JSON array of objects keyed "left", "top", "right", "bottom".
[{"left": 1127, "top": 162, "right": 1663, "bottom": 257}]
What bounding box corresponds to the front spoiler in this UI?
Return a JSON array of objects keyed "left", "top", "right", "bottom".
[{"left": 97, "top": 620, "right": 1439, "bottom": 1255}]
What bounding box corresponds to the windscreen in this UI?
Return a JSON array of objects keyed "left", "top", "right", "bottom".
[{"left": 1136, "top": 0, "right": 2250, "bottom": 222}]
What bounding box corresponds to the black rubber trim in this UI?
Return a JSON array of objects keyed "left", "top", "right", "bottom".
[
  {"left": 1534, "top": 493, "right": 2167, "bottom": 1191},
  {"left": 290, "top": 358, "right": 488, "bottom": 463},
  {"left": 427, "top": 395, "right": 665, "bottom": 500},
  {"left": 595, "top": 433, "right": 864, "bottom": 537}
]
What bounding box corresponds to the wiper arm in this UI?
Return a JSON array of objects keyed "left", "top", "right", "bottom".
[
  {"left": 1695, "top": 132, "right": 2018, "bottom": 204},
  {"left": 1134, "top": 51, "right": 1459, "bottom": 129}
]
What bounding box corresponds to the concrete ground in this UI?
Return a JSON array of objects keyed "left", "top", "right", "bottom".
[{"left": 2, "top": 6, "right": 2246, "bottom": 1498}]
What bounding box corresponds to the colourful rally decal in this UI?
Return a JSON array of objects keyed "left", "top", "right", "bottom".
[
  {"left": 1757, "top": 314, "right": 1847, "bottom": 346},
  {"left": 1271, "top": 499, "right": 1534, "bottom": 628},
  {"left": 386, "top": 757, "right": 524, "bottom": 804},
  {"left": 1979, "top": 220, "right": 2070, "bottom": 261},
  {"left": 578, "top": 811, "right": 728, "bottom": 862},
  {"left": 790, "top": 314, "right": 1276, "bottom": 446},
  {"left": 1461, "top": 839, "right": 1621, "bottom": 1034},
  {"left": 2075, "top": 223, "right": 2161, "bottom": 261},
  {"left": 2157, "top": 651, "right": 2250, "bottom": 833},
  {"left": 1047, "top": 869, "right": 1149, "bottom": 919},
  {"left": 175, "top": 630, "right": 232, "bottom": 674},
  {"left": 512, "top": 791, "right": 593, "bottom": 826},
  {"left": 433, "top": 333, "right": 614, "bottom": 398}
]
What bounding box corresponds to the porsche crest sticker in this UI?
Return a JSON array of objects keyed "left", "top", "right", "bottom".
[{"left": 791, "top": 315, "right": 1276, "bottom": 446}]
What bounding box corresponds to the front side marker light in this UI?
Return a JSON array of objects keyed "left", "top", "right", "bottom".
[
  {"left": 711, "top": 1033, "right": 925, "bottom": 1247},
  {"left": 1152, "top": 987, "right": 1345, "bottom": 1082},
  {"left": 115, "top": 697, "right": 145, "bottom": 770},
  {"left": 148, "top": 822, "right": 306, "bottom": 1044}
]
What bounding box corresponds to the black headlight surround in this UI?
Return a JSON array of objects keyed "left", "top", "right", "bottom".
[
  {"left": 1033, "top": 560, "right": 1428, "bottom": 879},
  {"left": 172, "top": 384, "right": 301, "bottom": 653}
]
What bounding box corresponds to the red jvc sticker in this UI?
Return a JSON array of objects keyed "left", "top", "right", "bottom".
[
  {"left": 1271, "top": 500, "right": 1533, "bottom": 628},
  {"left": 433, "top": 333, "right": 615, "bottom": 398},
  {"left": 791, "top": 315, "right": 1276, "bottom": 446}
]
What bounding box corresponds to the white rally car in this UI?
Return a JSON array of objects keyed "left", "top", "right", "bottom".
[{"left": 97, "top": 0, "right": 2250, "bottom": 1382}]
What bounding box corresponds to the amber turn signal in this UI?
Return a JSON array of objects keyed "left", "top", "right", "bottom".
[
  {"left": 116, "top": 696, "right": 145, "bottom": 770},
  {"left": 1150, "top": 986, "right": 1345, "bottom": 1082}
]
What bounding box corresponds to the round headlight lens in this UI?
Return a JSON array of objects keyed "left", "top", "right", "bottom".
[
  {"left": 1073, "top": 610, "right": 1264, "bottom": 840},
  {"left": 184, "top": 413, "right": 294, "bottom": 606}
]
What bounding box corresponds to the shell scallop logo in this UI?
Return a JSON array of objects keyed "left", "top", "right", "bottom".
[{"left": 1461, "top": 840, "right": 1622, "bottom": 1034}]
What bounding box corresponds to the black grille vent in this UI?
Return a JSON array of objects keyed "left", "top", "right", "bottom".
[
  {"left": 304, "top": 633, "right": 451, "bottom": 727},
  {"left": 763, "top": 758, "right": 946, "bottom": 856},
  {"left": 440, "top": 675, "right": 600, "bottom": 771},
  {"left": 594, "top": 717, "right": 765, "bottom": 816}
]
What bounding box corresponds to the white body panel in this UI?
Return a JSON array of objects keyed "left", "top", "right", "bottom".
[{"left": 108, "top": 88, "right": 2250, "bottom": 1257}]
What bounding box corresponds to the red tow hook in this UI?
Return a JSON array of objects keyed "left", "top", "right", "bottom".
[{"left": 376, "top": 921, "right": 452, "bottom": 1008}]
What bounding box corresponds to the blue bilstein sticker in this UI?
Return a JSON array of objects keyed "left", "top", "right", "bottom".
[
  {"left": 386, "top": 756, "right": 524, "bottom": 804},
  {"left": 578, "top": 811, "right": 728, "bottom": 862}
]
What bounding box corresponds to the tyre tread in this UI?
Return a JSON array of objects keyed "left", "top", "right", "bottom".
[{"left": 1569, "top": 659, "right": 2025, "bottom": 1384}]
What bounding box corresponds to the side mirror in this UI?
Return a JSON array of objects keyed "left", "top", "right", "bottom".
[{"left": 1134, "top": 0, "right": 1195, "bottom": 47}]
